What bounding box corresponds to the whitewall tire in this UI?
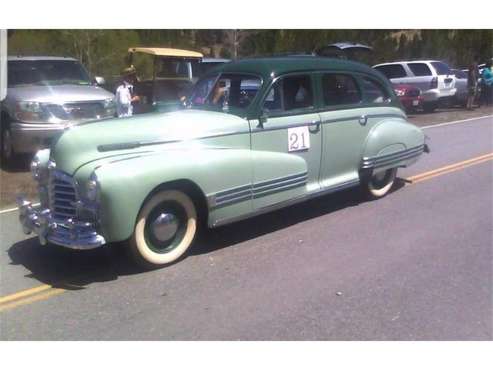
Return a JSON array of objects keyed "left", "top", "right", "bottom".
[
  {"left": 364, "top": 168, "right": 397, "bottom": 199},
  {"left": 130, "top": 189, "right": 197, "bottom": 267}
]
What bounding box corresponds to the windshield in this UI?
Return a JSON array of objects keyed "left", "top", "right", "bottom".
[
  {"left": 189, "top": 73, "right": 262, "bottom": 111},
  {"left": 156, "top": 59, "right": 190, "bottom": 79},
  {"left": 7, "top": 59, "right": 92, "bottom": 87}
]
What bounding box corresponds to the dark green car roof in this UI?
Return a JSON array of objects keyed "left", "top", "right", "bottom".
[{"left": 214, "top": 56, "right": 379, "bottom": 81}]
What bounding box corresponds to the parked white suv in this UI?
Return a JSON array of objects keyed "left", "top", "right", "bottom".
[{"left": 373, "top": 60, "right": 456, "bottom": 112}]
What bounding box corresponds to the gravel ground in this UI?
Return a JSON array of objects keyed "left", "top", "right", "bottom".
[{"left": 1, "top": 106, "right": 491, "bottom": 209}]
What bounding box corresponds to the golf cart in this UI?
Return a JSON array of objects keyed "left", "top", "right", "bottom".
[{"left": 126, "top": 47, "right": 203, "bottom": 113}]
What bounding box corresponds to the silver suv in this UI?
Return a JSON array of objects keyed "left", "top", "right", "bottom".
[
  {"left": 1, "top": 56, "right": 115, "bottom": 163},
  {"left": 373, "top": 60, "right": 456, "bottom": 112}
]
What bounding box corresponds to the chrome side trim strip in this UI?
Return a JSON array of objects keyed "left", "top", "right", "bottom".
[
  {"left": 252, "top": 172, "right": 307, "bottom": 189},
  {"left": 252, "top": 179, "right": 306, "bottom": 199},
  {"left": 97, "top": 129, "right": 251, "bottom": 152},
  {"left": 212, "top": 178, "right": 360, "bottom": 227},
  {"left": 210, "top": 172, "right": 308, "bottom": 209},
  {"left": 361, "top": 145, "right": 425, "bottom": 170}
]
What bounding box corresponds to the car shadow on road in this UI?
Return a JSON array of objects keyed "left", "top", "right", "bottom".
[
  {"left": 7, "top": 180, "right": 406, "bottom": 290},
  {"left": 191, "top": 179, "right": 406, "bottom": 256}
]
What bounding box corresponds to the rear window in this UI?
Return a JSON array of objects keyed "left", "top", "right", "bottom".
[
  {"left": 452, "top": 69, "right": 467, "bottom": 79},
  {"left": 431, "top": 62, "right": 452, "bottom": 76},
  {"left": 407, "top": 63, "right": 432, "bottom": 77},
  {"left": 360, "top": 77, "right": 390, "bottom": 104},
  {"left": 374, "top": 64, "right": 407, "bottom": 79}
]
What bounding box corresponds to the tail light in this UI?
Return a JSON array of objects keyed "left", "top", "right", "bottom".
[{"left": 430, "top": 77, "right": 438, "bottom": 89}]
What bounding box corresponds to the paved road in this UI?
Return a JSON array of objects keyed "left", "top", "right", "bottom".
[{"left": 0, "top": 116, "right": 492, "bottom": 340}]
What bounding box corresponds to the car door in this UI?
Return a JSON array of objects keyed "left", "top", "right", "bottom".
[
  {"left": 317, "top": 72, "right": 386, "bottom": 188},
  {"left": 249, "top": 73, "right": 323, "bottom": 210}
]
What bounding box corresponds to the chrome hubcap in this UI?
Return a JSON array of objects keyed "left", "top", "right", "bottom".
[
  {"left": 373, "top": 170, "right": 386, "bottom": 182},
  {"left": 151, "top": 213, "right": 179, "bottom": 243}
]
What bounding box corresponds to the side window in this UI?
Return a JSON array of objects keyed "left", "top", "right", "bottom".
[
  {"left": 407, "top": 63, "right": 432, "bottom": 77},
  {"left": 321, "top": 74, "right": 361, "bottom": 106},
  {"left": 262, "top": 74, "right": 314, "bottom": 113},
  {"left": 374, "top": 64, "right": 407, "bottom": 79},
  {"left": 361, "top": 77, "right": 391, "bottom": 104}
]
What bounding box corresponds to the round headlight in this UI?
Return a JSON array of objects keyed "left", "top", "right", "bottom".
[{"left": 103, "top": 98, "right": 115, "bottom": 109}]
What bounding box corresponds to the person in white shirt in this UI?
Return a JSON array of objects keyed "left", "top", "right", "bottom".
[{"left": 115, "top": 66, "right": 140, "bottom": 117}]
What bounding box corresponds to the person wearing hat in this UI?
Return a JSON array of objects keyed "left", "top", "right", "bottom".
[{"left": 115, "top": 65, "right": 140, "bottom": 117}]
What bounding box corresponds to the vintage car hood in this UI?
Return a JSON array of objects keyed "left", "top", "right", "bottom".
[
  {"left": 7, "top": 84, "right": 114, "bottom": 103},
  {"left": 51, "top": 109, "right": 250, "bottom": 175}
]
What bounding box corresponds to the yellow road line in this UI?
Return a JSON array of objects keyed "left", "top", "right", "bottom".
[
  {"left": 0, "top": 288, "right": 65, "bottom": 312},
  {"left": 1, "top": 152, "right": 492, "bottom": 312},
  {"left": 0, "top": 284, "right": 52, "bottom": 305},
  {"left": 406, "top": 152, "right": 493, "bottom": 184}
]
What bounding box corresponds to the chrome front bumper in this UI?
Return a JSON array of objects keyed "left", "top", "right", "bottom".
[{"left": 16, "top": 196, "right": 106, "bottom": 250}]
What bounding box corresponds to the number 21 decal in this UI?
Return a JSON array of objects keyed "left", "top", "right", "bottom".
[{"left": 288, "top": 126, "right": 310, "bottom": 152}]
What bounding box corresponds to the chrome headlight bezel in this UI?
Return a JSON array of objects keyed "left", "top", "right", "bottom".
[
  {"left": 103, "top": 98, "right": 116, "bottom": 109},
  {"left": 30, "top": 155, "right": 41, "bottom": 180},
  {"left": 86, "top": 172, "right": 100, "bottom": 202}
]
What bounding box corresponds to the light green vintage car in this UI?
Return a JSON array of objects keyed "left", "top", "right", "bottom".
[{"left": 18, "top": 57, "right": 429, "bottom": 267}]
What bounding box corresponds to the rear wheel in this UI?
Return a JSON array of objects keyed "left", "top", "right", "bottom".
[
  {"left": 362, "top": 168, "right": 397, "bottom": 199},
  {"left": 129, "top": 189, "right": 197, "bottom": 268}
]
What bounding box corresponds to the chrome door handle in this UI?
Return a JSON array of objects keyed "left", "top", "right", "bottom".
[
  {"left": 309, "top": 120, "right": 321, "bottom": 133},
  {"left": 359, "top": 115, "right": 368, "bottom": 126}
]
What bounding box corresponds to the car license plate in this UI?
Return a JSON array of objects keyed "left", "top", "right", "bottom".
[{"left": 412, "top": 100, "right": 419, "bottom": 106}]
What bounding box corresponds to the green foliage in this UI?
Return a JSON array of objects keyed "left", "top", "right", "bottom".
[{"left": 7, "top": 29, "right": 493, "bottom": 82}]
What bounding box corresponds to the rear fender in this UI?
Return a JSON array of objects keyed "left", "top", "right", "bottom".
[{"left": 361, "top": 119, "right": 426, "bottom": 176}]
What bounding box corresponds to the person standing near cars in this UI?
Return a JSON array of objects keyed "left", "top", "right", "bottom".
[
  {"left": 480, "top": 61, "right": 493, "bottom": 106},
  {"left": 466, "top": 61, "right": 479, "bottom": 110},
  {"left": 115, "top": 65, "right": 140, "bottom": 117}
]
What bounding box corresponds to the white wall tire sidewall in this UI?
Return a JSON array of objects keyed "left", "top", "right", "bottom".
[
  {"left": 368, "top": 168, "right": 397, "bottom": 198},
  {"left": 133, "top": 190, "right": 197, "bottom": 266}
]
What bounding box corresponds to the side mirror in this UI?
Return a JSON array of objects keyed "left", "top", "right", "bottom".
[
  {"left": 258, "top": 109, "right": 268, "bottom": 128},
  {"left": 94, "top": 76, "right": 106, "bottom": 86}
]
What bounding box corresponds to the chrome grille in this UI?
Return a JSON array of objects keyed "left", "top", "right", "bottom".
[
  {"left": 49, "top": 170, "right": 78, "bottom": 220},
  {"left": 48, "top": 101, "right": 111, "bottom": 121}
]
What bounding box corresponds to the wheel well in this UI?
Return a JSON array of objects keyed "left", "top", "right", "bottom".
[{"left": 145, "top": 179, "right": 209, "bottom": 227}]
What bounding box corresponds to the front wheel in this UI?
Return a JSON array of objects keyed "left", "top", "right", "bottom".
[
  {"left": 362, "top": 168, "right": 397, "bottom": 199},
  {"left": 129, "top": 189, "right": 197, "bottom": 268}
]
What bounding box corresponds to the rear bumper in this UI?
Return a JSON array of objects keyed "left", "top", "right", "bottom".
[
  {"left": 421, "top": 88, "right": 457, "bottom": 102},
  {"left": 16, "top": 196, "right": 106, "bottom": 250},
  {"left": 399, "top": 96, "right": 423, "bottom": 109}
]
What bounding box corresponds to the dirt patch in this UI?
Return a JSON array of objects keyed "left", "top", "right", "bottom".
[
  {"left": 0, "top": 155, "right": 38, "bottom": 209},
  {"left": 1, "top": 106, "right": 492, "bottom": 210}
]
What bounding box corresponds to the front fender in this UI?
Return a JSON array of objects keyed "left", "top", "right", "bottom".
[
  {"left": 87, "top": 148, "right": 253, "bottom": 242},
  {"left": 361, "top": 119, "right": 426, "bottom": 173}
]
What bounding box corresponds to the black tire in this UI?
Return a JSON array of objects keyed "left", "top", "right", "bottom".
[
  {"left": 423, "top": 102, "right": 437, "bottom": 113},
  {"left": 129, "top": 189, "right": 198, "bottom": 269},
  {"left": 361, "top": 168, "right": 397, "bottom": 200}
]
